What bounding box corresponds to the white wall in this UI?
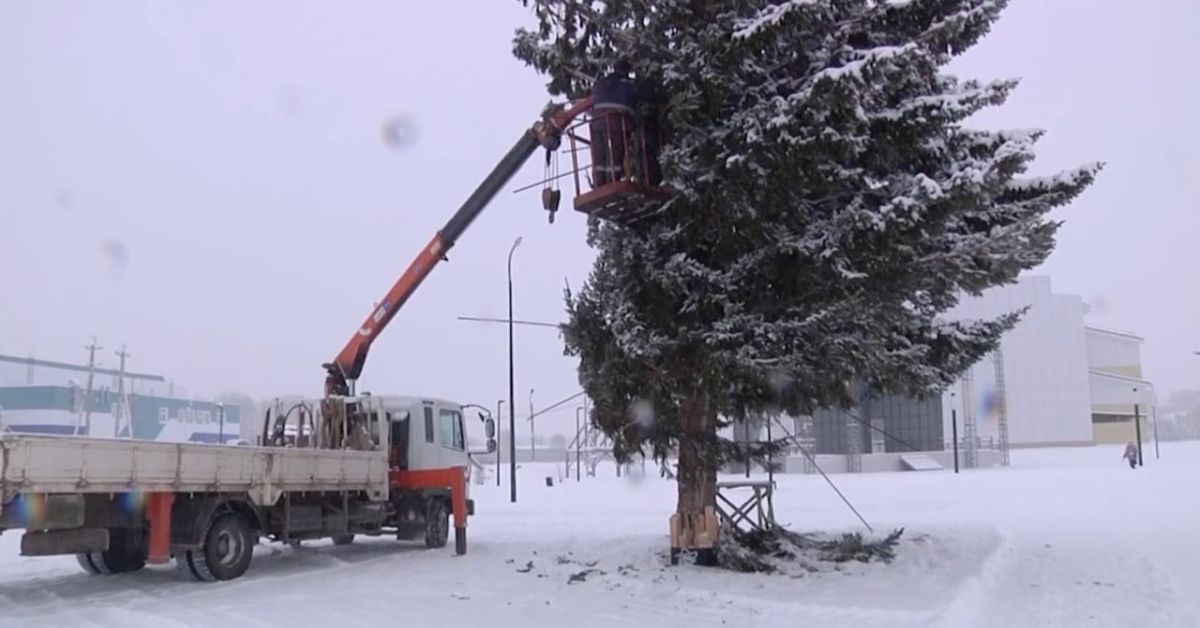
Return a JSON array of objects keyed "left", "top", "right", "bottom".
[
  {"left": 1086, "top": 328, "right": 1144, "bottom": 375},
  {"left": 940, "top": 276, "right": 1094, "bottom": 447},
  {"left": 1089, "top": 372, "right": 1157, "bottom": 409}
]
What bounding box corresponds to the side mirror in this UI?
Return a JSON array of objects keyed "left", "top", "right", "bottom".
[
  {"left": 484, "top": 418, "right": 496, "bottom": 439},
  {"left": 486, "top": 438, "right": 497, "bottom": 453}
]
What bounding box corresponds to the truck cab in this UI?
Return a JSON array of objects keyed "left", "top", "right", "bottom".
[
  {"left": 357, "top": 395, "right": 494, "bottom": 548},
  {"left": 251, "top": 393, "right": 492, "bottom": 554},
  {"left": 374, "top": 395, "right": 485, "bottom": 475}
]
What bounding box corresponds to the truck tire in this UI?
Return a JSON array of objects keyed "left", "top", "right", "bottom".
[
  {"left": 332, "top": 534, "right": 355, "bottom": 546},
  {"left": 76, "top": 553, "right": 102, "bottom": 575},
  {"left": 185, "top": 512, "right": 254, "bottom": 582},
  {"left": 176, "top": 551, "right": 203, "bottom": 580},
  {"left": 424, "top": 499, "right": 449, "bottom": 549},
  {"left": 77, "top": 528, "right": 147, "bottom": 575}
]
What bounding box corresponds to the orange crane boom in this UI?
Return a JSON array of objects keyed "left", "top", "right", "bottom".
[{"left": 323, "top": 98, "right": 595, "bottom": 396}]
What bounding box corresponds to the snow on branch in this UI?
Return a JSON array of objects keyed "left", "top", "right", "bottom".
[
  {"left": 732, "top": 0, "right": 821, "bottom": 40},
  {"left": 813, "top": 43, "right": 919, "bottom": 83},
  {"left": 873, "top": 78, "right": 1014, "bottom": 122},
  {"left": 920, "top": 0, "right": 1004, "bottom": 44},
  {"left": 962, "top": 128, "right": 1045, "bottom": 147},
  {"left": 1005, "top": 163, "right": 1104, "bottom": 193}
]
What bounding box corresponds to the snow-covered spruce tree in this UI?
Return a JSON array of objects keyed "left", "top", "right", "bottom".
[{"left": 513, "top": 0, "right": 1100, "bottom": 564}]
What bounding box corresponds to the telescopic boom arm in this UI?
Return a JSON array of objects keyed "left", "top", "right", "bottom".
[{"left": 323, "top": 97, "right": 594, "bottom": 396}]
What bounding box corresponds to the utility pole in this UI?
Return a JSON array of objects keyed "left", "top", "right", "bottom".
[
  {"left": 81, "top": 338, "right": 102, "bottom": 436},
  {"left": 529, "top": 388, "right": 536, "bottom": 462},
  {"left": 581, "top": 395, "right": 590, "bottom": 477},
  {"left": 1152, "top": 405, "right": 1160, "bottom": 459},
  {"left": 742, "top": 418, "right": 752, "bottom": 478},
  {"left": 575, "top": 406, "right": 583, "bottom": 482},
  {"left": 767, "top": 417, "right": 774, "bottom": 485},
  {"left": 507, "top": 236, "right": 521, "bottom": 503},
  {"left": 496, "top": 399, "right": 505, "bottom": 487},
  {"left": 1132, "top": 389, "right": 1142, "bottom": 465},
  {"left": 951, "top": 408, "right": 959, "bottom": 474},
  {"left": 950, "top": 390, "right": 959, "bottom": 474},
  {"left": 114, "top": 345, "right": 130, "bottom": 438},
  {"left": 583, "top": 395, "right": 589, "bottom": 452}
]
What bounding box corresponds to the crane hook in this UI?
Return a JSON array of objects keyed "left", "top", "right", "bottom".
[{"left": 542, "top": 187, "right": 561, "bottom": 223}]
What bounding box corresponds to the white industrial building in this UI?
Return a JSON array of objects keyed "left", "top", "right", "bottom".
[
  {"left": 1085, "top": 326, "right": 1156, "bottom": 445},
  {"left": 940, "top": 276, "right": 1155, "bottom": 453},
  {"left": 773, "top": 276, "right": 1157, "bottom": 475}
]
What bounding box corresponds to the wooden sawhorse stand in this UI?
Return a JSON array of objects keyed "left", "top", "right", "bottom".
[{"left": 715, "top": 480, "right": 776, "bottom": 534}]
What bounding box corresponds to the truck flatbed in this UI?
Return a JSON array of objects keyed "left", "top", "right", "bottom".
[
  {"left": 0, "top": 395, "right": 476, "bottom": 583},
  {"left": 0, "top": 433, "right": 389, "bottom": 507}
]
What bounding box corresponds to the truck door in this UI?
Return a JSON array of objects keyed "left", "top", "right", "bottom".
[
  {"left": 436, "top": 406, "right": 467, "bottom": 468},
  {"left": 389, "top": 410, "right": 411, "bottom": 470}
]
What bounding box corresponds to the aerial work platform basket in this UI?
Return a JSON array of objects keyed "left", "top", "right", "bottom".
[{"left": 562, "top": 106, "right": 671, "bottom": 224}]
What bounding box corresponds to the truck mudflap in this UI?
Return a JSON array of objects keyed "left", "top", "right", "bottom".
[{"left": 390, "top": 467, "right": 469, "bottom": 555}]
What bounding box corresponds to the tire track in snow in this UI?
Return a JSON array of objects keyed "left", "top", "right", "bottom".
[{"left": 934, "top": 532, "right": 1192, "bottom": 628}]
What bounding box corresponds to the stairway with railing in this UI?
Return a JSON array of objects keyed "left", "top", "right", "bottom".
[
  {"left": 562, "top": 422, "right": 643, "bottom": 479},
  {"left": 963, "top": 365, "right": 979, "bottom": 469},
  {"left": 993, "top": 349, "right": 1011, "bottom": 466}
]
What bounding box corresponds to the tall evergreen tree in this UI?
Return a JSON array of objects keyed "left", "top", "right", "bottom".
[{"left": 513, "top": 0, "right": 1100, "bottom": 562}]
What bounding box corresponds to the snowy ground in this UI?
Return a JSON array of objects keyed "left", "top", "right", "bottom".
[{"left": 1, "top": 442, "right": 1197, "bottom": 628}]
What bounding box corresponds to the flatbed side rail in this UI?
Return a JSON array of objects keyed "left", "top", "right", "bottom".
[{"left": 0, "top": 434, "right": 389, "bottom": 511}]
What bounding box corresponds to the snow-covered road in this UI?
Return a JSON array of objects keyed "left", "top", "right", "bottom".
[{"left": 2, "top": 442, "right": 1196, "bottom": 627}]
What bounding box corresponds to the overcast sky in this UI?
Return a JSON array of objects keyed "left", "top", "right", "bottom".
[{"left": 2, "top": 0, "right": 1197, "bottom": 438}]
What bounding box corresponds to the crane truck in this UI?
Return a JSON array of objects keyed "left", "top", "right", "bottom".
[{"left": 0, "top": 94, "right": 666, "bottom": 582}]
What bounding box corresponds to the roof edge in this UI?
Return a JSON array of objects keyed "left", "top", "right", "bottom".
[{"left": 1085, "top": 326, "right": 1144, "bottom": 342}]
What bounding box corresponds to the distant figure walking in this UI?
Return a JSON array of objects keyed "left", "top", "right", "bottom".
[{"left": 1122, "top": 441, "right": 1138, "bottom": 469}]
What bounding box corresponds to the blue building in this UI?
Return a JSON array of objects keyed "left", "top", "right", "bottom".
[{"left": 0, "top": 353, "right": 240, "bottom": 443}]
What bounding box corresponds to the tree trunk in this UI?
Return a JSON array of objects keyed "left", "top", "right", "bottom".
[{"left": 671, "top": 390, "right": 719, "bottom": 566}]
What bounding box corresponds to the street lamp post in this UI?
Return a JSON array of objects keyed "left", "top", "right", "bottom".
[
  {"left": 950, "top": 391, "right": 959, "bottom": 474},
  {"left": 496, "top": 399, "right": 505, "bottom": 487},
  {"left": 1152, "top": 404, "right": 1160, "bottom": 460},
  {"left": 1133, "top": 386, "right": 1144, "bottom": 467},
  {"left": 507, "top": 236, "right": 522, "bottom": 503},
  {"left": 529, "top": 388, "right": 536, "bottom": 461}
]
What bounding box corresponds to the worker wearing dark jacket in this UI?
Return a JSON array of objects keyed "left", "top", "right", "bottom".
[
  {"left": 590, "top": 61, "right": 638, "bottom": 186},
  {"left": 593, "top": 60, "right": 638, "bottom": 112}
]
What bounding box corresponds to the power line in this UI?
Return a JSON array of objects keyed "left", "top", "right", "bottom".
[
  {"left": 833, "top": 405, "right": 927, "bottom": 454},
  {"left": 527, "top": 391, "right": 586, "bottom": 422},
  {"left": 457, "top": 316, "right": 561, "bottom": 329},
  {"left": 768, "top": 415, "right": 873, "bottom": 532}
]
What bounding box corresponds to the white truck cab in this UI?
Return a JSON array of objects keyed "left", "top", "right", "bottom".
[{"left": 370, "top": 395, "right": 486, "bottom": 475}]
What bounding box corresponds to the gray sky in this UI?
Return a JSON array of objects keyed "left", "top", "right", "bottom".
[{"left": 2, "top": 0, "right": 1197, "bottom": 438}]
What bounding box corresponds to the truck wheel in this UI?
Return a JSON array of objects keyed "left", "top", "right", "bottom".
[
  {"left": 78, "top": 529, "right": 147, "bottom": 575},
  {"left": 424, "top": 499, "right": 449, "bottom": 549},
  {"left": 332, "top": 534, "right": 355, "bottom": 546},
  {"left": 188, "top": 513, "right": 254, "bottom": 582},
  {"left": 76, "top": 553, "right": 102, "bottom": 574},
  {"left": 176, "top": 552, "right": 203, "bottom": 580}
]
